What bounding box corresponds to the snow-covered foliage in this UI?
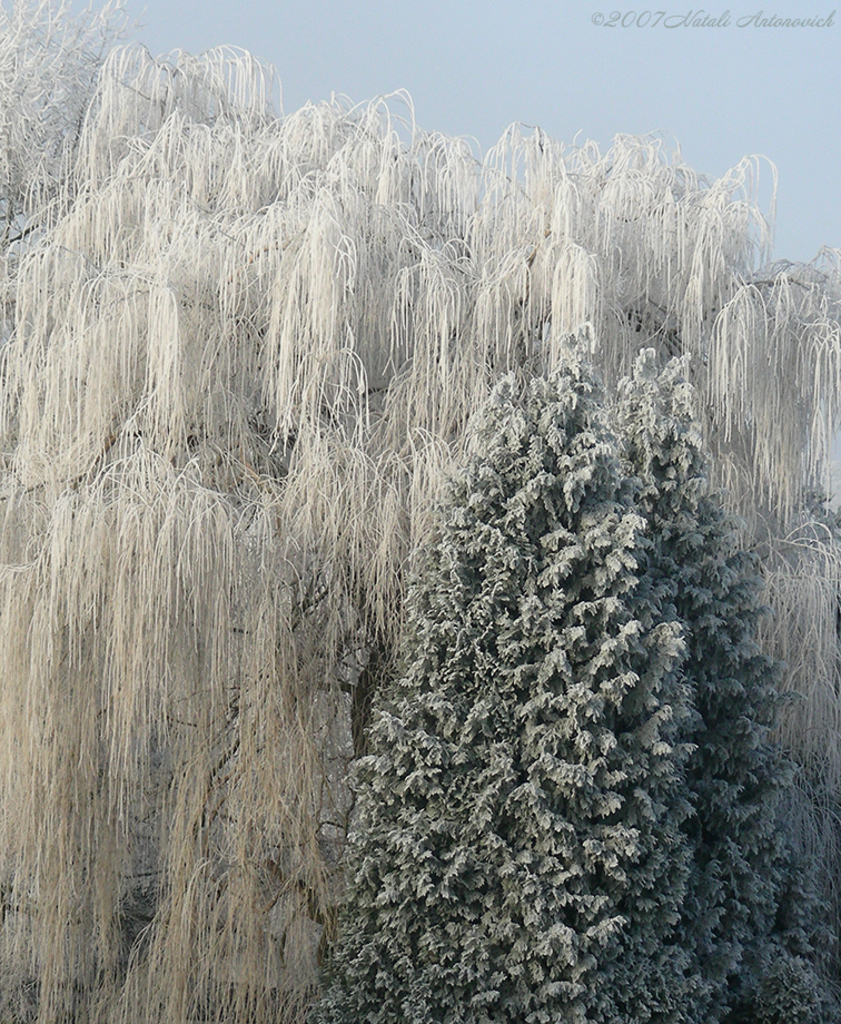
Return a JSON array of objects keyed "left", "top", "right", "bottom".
[
  {"left": 618, "top": 351, "right": 833, "bottom": 1022},
  {"left": 317, "top": 353, "right": 697, "bottom": 1024},
  {"left": 0, "top": 0, "right": 127, "bottom": 249},
  {"left": 0, "top": 2, "right": 840, "bottom": 1022},
  {"left": 317, "top": 352, "right": 830, "bottom": 1024}
]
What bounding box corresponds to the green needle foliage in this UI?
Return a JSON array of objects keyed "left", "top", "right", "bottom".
[{"left": 317, "top": 349, "right": 699, "bottom": 1024}]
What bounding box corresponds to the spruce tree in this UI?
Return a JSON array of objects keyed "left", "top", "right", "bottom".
[
  {"left": 316, "top": 351, "right": 697, "bottom": 1024},
  {"left": 616, "top": 350, "right": 830, "bottom": 1024}
]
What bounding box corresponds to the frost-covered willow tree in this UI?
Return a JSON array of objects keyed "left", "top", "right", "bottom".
[
  {"left": 1, "top": 1, "right": 841, "bottom": 1022},
  {"left": 0, "top": 0, "right": 127, "bottom": 250}
]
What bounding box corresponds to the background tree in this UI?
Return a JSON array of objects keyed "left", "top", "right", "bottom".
[
  {"left": 318, "top": 354, "right": 696, "bottom": 1024},
  {"left": 0, "top": 3, "right": 839, "bottom": 1021},
  {"left": 0, "top": 0, "right": 127, "bottom": 251}
]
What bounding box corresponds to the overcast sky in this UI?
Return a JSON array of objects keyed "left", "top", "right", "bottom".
[{"left": 117, "top": 1, "right": 839, "bottom": 265}]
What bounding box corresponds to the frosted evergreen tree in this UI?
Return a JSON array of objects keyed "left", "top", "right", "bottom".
[
  {"left": 316, "top": 350, "right": 698, "bottom": 1024},
  {"left": 616, "top": 350, "right": 830, "bottom": 1024}
]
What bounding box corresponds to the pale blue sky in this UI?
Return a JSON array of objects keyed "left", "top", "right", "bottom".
[{"left": 120, "top": 1, "right": 839, "bottom": 264}]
